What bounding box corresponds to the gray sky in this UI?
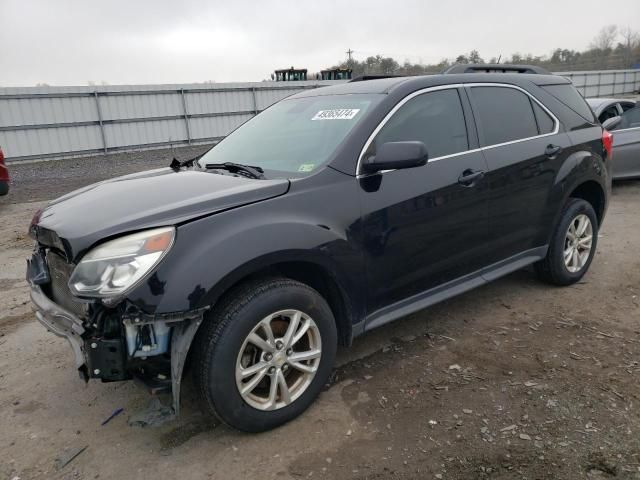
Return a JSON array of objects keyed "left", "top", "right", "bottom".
[{"left": 2, "top": 0, "right": 639, "bottom": 87}]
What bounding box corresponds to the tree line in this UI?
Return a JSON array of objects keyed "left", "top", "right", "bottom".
[{"left": 325, "top": 25, "right": 640, "bottom": 77}]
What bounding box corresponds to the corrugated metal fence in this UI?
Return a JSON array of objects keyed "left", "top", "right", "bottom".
[
  {"left": 0, "top": 80, "right": 339, "bottom": 161},
  {"left": 557, "top": 69, "right": 640, "bottom": 98},
  {"left": 1, "top": 69, "right": 639, "bottom": 162}
]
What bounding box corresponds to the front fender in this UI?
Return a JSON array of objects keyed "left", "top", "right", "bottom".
[{"left": 125, "top": 170, "right": 364, "bottom": 319}]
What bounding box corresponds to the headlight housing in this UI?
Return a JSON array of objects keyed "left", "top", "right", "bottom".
[{"left": 69, "top": 227, "right": 175, "bottom": 298}]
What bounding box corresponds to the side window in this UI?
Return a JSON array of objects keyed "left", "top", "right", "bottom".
[
  {"left": 614, "top": 105, "right": 640, "bottom": 130},
  {"left": 599, "top": 105, "right": 619, "bottom": 123},
  {"left": 621, "top": 103, "right": 636, "bottom": 112},
  {"left": 531, "top": 100, "right": 555, "bottom": 134},
  {"left": 469, "top": 87, "right": 539, "bottom": 146},
  {"left": 370, "top": 89, "right": 469, "bottom": 160}
]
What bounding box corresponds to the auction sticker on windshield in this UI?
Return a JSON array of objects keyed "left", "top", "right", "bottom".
[{"left": 311, "top": 109, "right": 360, "bottom": 120}]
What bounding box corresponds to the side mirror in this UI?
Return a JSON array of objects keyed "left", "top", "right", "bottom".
[
  {"left": 602, "top": 116, "right": 621, "bottom": 131},
  {"left": 362, "top": 141, "right": 428, "bottom": 174}
]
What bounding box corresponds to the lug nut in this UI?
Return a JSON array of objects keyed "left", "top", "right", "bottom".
[
  {"left": 286, "top": 349, "right": 293, "bottom": 356},
  {"left": 264, "top": 353, "right": 273, "bottom": 361},
  {"left": 276, "top": 341, "right": 284, "bottom": 350},
  {"left": 268, "top": 366, "right": 276, "bottom": 374},
  {"left": 282, "top": 364, "right": 289, "bottom": 372}
]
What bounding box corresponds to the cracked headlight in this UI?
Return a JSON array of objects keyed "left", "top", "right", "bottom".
[{"left": 69, "top": 227, "right": 175, "bottom": 298}]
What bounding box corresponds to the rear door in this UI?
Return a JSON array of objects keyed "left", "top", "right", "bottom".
[{"left": 466, "top": 84, "right": 572, "bottom": 266}]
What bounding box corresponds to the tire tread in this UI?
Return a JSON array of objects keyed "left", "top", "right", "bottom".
[
  {"left": 192, "top": 276, "right": 331, "bottom": 430},
  {"left": 535, "top": 198, "right": 598, "bottom": 286}
]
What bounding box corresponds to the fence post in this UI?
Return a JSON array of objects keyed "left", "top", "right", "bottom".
[
  {"left": 180, "top": 89, "right": 191, "bottom": 145},
  {"left": 93, "top": 91, "right": 108, "bottom": 154},
  {"left": 251, "top": 87, "right": 258, "bottom": 115},
  {"left": 597, "top": 72, "right": 602, "bottom": 97}
]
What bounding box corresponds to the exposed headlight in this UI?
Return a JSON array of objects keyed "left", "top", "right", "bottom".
[{"left": 69, "top": 227, "right": 175, "bottom": 298}]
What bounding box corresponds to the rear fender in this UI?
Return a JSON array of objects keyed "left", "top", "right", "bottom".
[{"left": 538, "top": 147, "right": 608, "bottom": 246}]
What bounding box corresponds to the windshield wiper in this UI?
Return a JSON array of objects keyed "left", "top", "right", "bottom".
[{"left": 204, "top": 162, "right": 265, "bottom": 179}]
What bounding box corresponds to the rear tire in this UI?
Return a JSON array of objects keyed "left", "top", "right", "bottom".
[
  {"left": 193, "top": 277, "right": 337, "bottom": 432},
  {"left": 534, "top": 198, "right": 598, "bottom": 286}
]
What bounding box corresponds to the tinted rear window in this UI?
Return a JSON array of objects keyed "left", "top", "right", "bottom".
[
  {"left": 541, "top": 84, "right": 595, "bottom": 122},
  {"left": 469, "top": 86, "right": 539, "bottom": 146}
]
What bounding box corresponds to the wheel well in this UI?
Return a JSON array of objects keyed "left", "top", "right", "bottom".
[
  {"left": 215, "top": 262, "right": 354, "bottom": 347},
  {"left": 276, "top": 262, "right": 353, "bottom": 346},
  {"left": 569, "top": 181, "right": 605, "bottom": 225}
]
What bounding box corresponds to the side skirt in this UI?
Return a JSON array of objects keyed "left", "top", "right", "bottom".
[{"left": 362, "top": 246, "right": 548, "bottom": 334}]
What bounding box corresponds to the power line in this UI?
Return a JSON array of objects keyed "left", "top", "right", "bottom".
[{"left": 346, "top": 48, "right": 354, "bottom": 61}]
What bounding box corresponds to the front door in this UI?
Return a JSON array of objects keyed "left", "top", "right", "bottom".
[
  {"left": 359, "top": 87, "right": 490, "bottom": 318},
  {"left": 611, "top": 103, "right": 640, "bottom": 178}
]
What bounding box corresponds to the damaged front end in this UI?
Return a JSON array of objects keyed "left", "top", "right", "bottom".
[{"left": 27, "top": 233, "right": 207, "bottom": 417}]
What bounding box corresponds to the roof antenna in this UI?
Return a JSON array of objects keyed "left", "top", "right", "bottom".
[{"left": 496, "top": 54, "right": 502, "bottom": 64}]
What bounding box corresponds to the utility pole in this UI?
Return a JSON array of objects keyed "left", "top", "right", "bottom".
[{"left": 346, "top": 48, "right": 354, "bottom": 62}]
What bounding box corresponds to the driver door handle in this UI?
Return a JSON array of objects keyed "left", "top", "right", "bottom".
[{"left": 458, "top": 169, "right": 485, "bottom": 187}]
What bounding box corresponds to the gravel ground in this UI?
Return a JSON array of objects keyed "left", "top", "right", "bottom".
[
  {"left": 5, "top": 144, "right": 214, "bottom": 204},
  {"left": 1, "top": 153, "right": 640, "bottom": 480}
]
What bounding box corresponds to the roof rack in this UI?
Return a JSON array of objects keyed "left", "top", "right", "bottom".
[
  {"left": 349, "top": 75, "right": 405, "bottom": 82},
  {"left": 443, "top": 64, "right": 552, "bottom": 75}
]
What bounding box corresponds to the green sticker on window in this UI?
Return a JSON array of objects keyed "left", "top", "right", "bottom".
[{"left": 298, "top": 164, "right": 315, "bottom": 172}]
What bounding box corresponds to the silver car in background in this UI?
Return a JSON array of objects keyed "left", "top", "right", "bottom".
[{"left": 587, "top": 98, "right": 640, "bottom": 179}]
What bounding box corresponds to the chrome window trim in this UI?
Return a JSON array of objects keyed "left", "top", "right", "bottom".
[{"left": 355, "top": 82, "right": 561, "bottom": 177}]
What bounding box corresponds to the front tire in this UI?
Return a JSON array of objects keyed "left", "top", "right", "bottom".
[
  {"left": 193, "top": 277, "right": 337, "bottom": 432},
  {"left": 535, "top": 198, "right": 598, "bottom": 286}
]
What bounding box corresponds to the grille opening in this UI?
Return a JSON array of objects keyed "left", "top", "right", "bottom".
[{"left": 45, "top": 251, "right": 88, "bottom": 318}]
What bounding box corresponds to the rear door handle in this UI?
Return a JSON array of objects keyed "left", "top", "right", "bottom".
[
  {"left": 458, "top": 169, "right": 485, "bottom": 187},
  {"left": 545, "top": 144, "right": 562, "bottom": 158}
]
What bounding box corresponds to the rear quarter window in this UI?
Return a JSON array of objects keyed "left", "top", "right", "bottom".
[{"left": 541, "top": 84, "right": 595, "bottom": 123}]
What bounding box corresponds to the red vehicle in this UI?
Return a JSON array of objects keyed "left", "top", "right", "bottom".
[{"left": 0, "top": 146, "right": 9, "bottom": 196}]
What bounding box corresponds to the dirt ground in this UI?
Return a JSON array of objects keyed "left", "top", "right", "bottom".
[{"left": 1, "top": 156, "right": 640, "bottom": 479}]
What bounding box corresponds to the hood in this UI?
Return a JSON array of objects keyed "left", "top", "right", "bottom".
[{"left": 34, "top": 167, "right": 289, "bottom": 261}]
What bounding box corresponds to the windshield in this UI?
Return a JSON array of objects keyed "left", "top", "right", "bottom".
[{"left": 198, "top": 94, "right": 382, "bottom": 177}]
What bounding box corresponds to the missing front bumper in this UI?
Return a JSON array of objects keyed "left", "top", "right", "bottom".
[
  {"left": 30, "top": 283, "right": 87, "bottom": 371},
  {"left": 30, "top": 282, "right": 209, "bottom": 416}
]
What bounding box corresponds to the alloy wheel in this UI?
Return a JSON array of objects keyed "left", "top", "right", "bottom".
[
  {"left": 563, "top": 213, "right": 593, "bottom": 273},
  {"left": 235, "top": 309, "right": 322, "bottom": 411}
]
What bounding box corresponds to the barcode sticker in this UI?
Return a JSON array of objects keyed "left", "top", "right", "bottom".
[{"left": 311, "top": 109, "right": 360, "bottom": 120}]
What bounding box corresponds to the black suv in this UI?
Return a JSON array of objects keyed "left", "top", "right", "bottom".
[{"left": 28, "top": 65, "right": 612, "bottom": 432}]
